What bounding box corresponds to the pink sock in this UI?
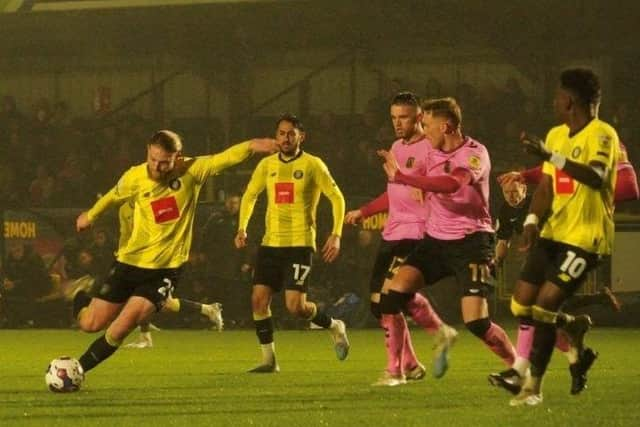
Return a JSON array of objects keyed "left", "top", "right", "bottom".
[
  {"left": 555, "top": 330, "right": 571, "bottom": 352},
  {"left": 515, "top": 321, "right": 535, "bottom": 359},
  {"left": 406, "top": 293, "right": 442, "bottom": 334},
  {"left": 380, "top": 313, "right": 408, "bottom": 375},
  {"left": 483, "top": 322, "right": 516, "bottom": 366},
  {"left": 401, "top": 326, "right": 419, "bottom": 372}
]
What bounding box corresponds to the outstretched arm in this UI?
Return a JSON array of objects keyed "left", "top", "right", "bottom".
[
  {"left": 345, "top": 192, "right": 389, "bottom": 224},
  {"left": 378, "top": 148, "right": 471, "bottom": 193},
  {"left": 79, "top": 170, "right": 135, "bottom": 232},
  {"left": 207, "top": 138, "right": 277, "bottom": 174},
  {"left": 497, "top": 166, "right": 542, "bottom": 188},
  {"left": 522, "top": 133, "right": 607, "bottom": 189}
]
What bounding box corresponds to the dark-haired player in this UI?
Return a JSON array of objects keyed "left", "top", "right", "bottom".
[
  {"left": 345, "top": 92, "right": 454, "bottom": 386},
  {"left": 506, "top": 68, "right": 619, "bottom": 406},
  {"left": 378, "top": 97, "right": 515, "bottom": 380},
  {"left": 236, "top": 113, "right": 348, "bottom": 373},
  {"left": 490, "top": 174, "right": 621, "bottom": 397}
]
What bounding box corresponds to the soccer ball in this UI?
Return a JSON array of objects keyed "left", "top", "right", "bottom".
[{"left": 45, "top": 357, "right": 84, "bottom": 393}]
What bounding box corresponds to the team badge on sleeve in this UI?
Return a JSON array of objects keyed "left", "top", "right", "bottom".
[
  {"left": 598, "top": 134, "right": 611, "bottom": 148},
  {"left": 468, "top": 155, "right": 481, "bottom": 170},
  {"left": 571, "top": 147, "right": 582, "bottom": 159}
]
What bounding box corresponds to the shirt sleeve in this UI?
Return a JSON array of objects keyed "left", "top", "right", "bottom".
[
  {"left": 455, "top": 145, "right": 490, "bottom": 185},
  {"left": 314, "top": 158, "right": 345, "bottom": 237},
  {"left": 87, "top": 168, "right": 137, "bottom": 223},
  {"left": 188, "top": 141, "right": 253, "bottom": 183},
  {"left": 588, "top": 127, "right": 618, "bottom": 170},
  {"left": 359, "top": 192, "right": 389, "bottom": 218},
  {"left": 541, "top": 130, "right": 557, "bottom": 177},
  {"left": 238, "top": 159, "right": 267, "bottom": 232},
  {"left": 521, "top": 166, "right": 543, "bottom": 185}
]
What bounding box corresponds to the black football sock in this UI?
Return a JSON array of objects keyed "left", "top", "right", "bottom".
[
  {"left": 254, "top": 317, "right": 274, "bottom": 344},
  {"left": 78, "top": 334, "right": 120, "bottom": 372}
]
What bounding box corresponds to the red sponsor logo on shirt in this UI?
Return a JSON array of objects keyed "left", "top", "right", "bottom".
[
  {"left": 555, "top": 169, "right": 575, "bottom": 194},
  {"left": 150, "top": 196, "right": 180, "bottom": 223},
  {"left": 275, "top": 182, "right": 294, "bottom": 204}
]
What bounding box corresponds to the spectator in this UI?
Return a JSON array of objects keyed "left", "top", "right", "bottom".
[
  {"left": 200, "top": 193, "right": 253, "bottom": 325},
  {"left": 28, "top": 164, "right": 56, "bottom": 206},
  {"left": 1, "top": 241, "right": 53, "bottom": 327}
]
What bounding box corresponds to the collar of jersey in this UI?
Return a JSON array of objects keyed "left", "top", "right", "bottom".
[
  {"left": 439, "top": 135, "right": 470, "bottom": 155},
  {"left": 278, "top": 150, "right": 304, "bottom": 163},
  {"left": 567, "top": 118, "right": 595, "bottom": 138}
]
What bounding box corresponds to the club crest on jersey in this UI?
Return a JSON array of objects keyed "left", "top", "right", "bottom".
[
  {"left": 468, "top": 155, "right": 481, "bottom": 170},
  {"left": 444, "top": 161, "right": 451, "bottom": 173},
  {"left": 169, "top": 178, "right": 181, "bottom": 191},
  {"left": 405, "top": 157, "right": 415, "bottom": 168},
  {"left": 571, "top": 147, "right": 582, "bottom": 158},
  {"left": 293, "top": 170, "right": 304, "bottom": 179},
  {"left": 598, "top": 134, "right": 611, "bottom": 148}
]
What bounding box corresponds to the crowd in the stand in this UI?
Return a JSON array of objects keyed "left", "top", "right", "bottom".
[{"left": 1, "top": 75, "right": 639, "bottom": 328}]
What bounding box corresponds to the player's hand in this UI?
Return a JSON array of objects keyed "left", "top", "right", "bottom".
[
  {"left": 234, "top": 230, "right": 248, "bottom": 249},
  {"left": 410, "top": 187, "right": 425, "bottom": 204},
  {"left": 322, "top": 234, "right": 341, "bottom": 263},
  {"left": 76, "top": 212, "right": 92, "bottom": 232},
  {"left": 377, "top": 149, "right": 399, "bottom": 181},
  {"left": 519, "top": 223, "right": 539, "bottom": 252},
  {"left": 344, "top": 209, "right": 363, "bottom": 225},
  {"left": 249, "top": 138, "right": 278, "bottom": 154},
  {"left": 521, "top": 132, "right": 550, "bottom": 161},
  {"left": 497, "top": 171, "right": 524, "bottom": 188}
]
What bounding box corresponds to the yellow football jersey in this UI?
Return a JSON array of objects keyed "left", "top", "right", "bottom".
[
  {"left": 239, "top": 151, "right": 345, "bottom": 249},
  {"left": 117, "top": 200, "right": 134, "bottom": 253},
  {"left": 87, "top": 141, "right": 253, "bottom": 268},
  {"left": 540, "top": 119, "right": 619, "bottom": 254}
]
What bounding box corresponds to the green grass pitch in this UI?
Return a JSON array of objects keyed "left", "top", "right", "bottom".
[{"left": 1, "top": 327, "right": 639, "bottom": 426}]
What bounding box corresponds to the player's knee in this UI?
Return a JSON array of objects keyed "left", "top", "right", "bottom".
[
  {"left": 464, "top": 317, "right": 491, "bottom": 339},
  {"left": 532, "top": 305, "right": 557, "bottom": 325},
  {"left": 392, "top": 266, "right": 422, "bottom": 292},
  {"left": 251, "top": 294, "right": 268, "bottom": 313},
  {"left": 510, "top": 297, "right": 532, "bottom": 318},
  {"left": 78, "top": 310, "right": 105, "bottom": 333}
]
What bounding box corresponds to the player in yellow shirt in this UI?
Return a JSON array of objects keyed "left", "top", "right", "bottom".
[
  {"left": 71, "top": 130, "right": 276, "bottom": 374},
  {"left": 235, "top": 113, "right": 349, "bottom": 372},
  {"left": 504, "top": 68, "right": 618, "bottom": 406},
  {"left": 113, "top": 201, "right": 225, "bottom": 349}
]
